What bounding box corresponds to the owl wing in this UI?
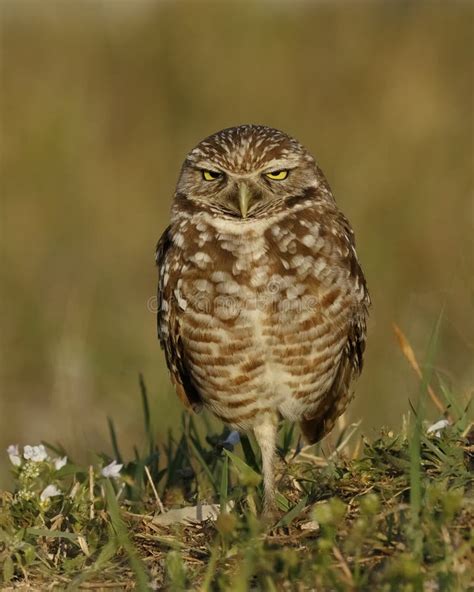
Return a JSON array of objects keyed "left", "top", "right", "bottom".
[
  {"left": 300, "top": 211, "right": 370, "bottom": 444},
  {"left": 155, "top": 227, "right": 203, "bottom": 412},
  {"left": 299, "top": 315, "right": 366, "bottom": 444}
]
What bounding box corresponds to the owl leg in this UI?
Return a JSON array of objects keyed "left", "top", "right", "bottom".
[{"left": 253, "top": 413, "right": 277, "bottom": 514}]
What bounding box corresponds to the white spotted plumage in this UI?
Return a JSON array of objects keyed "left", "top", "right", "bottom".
[{"left": 156, "top": 125, "right": 370, "bottom": 512}]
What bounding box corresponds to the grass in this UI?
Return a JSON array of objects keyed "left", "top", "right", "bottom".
[
  {"left": 0, "top": 325, "right": 472, "bottom": 591},
  {"left": 0, "top": 368, "right": 472, "bottom": 590}
]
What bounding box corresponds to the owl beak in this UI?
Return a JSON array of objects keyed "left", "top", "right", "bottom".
[{"left": 238, "top": 183, "right": 251, "bottom": 218}]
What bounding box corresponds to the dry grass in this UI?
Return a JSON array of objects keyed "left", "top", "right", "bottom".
[
  {"left": 1, "top": 401, "right": 472, "bottom": 590},
  {"left": 1, "top": 327, "right": 472, "bottom": 590}
]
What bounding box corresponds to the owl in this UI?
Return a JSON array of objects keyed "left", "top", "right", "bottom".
[{"left": 156, "top": 125, "right": 369, "bottom": 512}]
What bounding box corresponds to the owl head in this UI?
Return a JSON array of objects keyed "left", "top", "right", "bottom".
[{"left": 174, "top": 125, "right": 328, "bottom": 219}]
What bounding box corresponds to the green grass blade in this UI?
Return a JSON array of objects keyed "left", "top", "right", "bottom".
[
  {"left": 275, "top": 496, "right": 309, "bottom": 528},
  {"left": 408, "top": 309, "right": 444, "bottom": 569},
  {"left": 104, "top": 480, "right": 149, "bottom": 590},
  {"left": 139, "top": 373, "right": 154, "bottom": 456},
  {"left": 107, "top": 417, "right": 123, "bottom": 464},
  {"left": 279, "top": 421, "right": 295, "bottom": 457},
  {"left": 239, "top": 434, "right": 259, "bottom": 472},
  {"left": 224, "top": 449, "right": 261, "bottom": 488},
  {"left": 188, "top": 437, "right": 218, "bottom": 493},
  {"left": 26, "top": 528, "right": 79, "bottom": 543},
  {"left": 166, "top": 550, "right": 187, "bottom": 591},
  {"left": 219, "top": 453, "right": 229, "bottom": 511},
  {"left": 200, "top": 544, "right": 218, "bottom": 592}
]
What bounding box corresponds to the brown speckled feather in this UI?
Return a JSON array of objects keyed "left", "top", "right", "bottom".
[
  {"left": 156, "top": 227, "right": 202, "bottom": 412},
  {"left": 155, "top": 124, "right": 370, "bottom": 511}
]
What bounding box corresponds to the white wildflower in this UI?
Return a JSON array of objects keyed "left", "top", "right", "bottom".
[
  {"left": 101, "top": 460, "right": 123, "bottom": 478},
  {"left": 22, "top": 462, "right": 40, "bottom": 480},
  {"left": 40, "top": 484, "right": 61, "bottom": 502},
  {"left": 7, "top": 444, "right": 22, "bottom": 466},
  {"left": 427, "top": 419, "right": 450, "bottom": 438},
  {"left": 23, "top": 444, "right": 48, "bottom": 462},
  {"left": 54, "top": 456, "right": 68, "bottom": 470},
  {"left": 17, "top": 490, "right": 35, "bottom": 502}
]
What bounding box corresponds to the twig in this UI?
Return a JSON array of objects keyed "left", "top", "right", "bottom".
[
  {"left": 329, "top": 421, "right": 361, "bottom": 459},
  {"left": 144, "top": 465, "right": 165, "bottom": 514},
  {"left": 392, "top": 323, "right": 447, "bottom": 416},
  {"left": 291, "top": 450, "right": 328, "bottom": 466},
  {"left": 352, "top": 436, "right": 363, "bottom": 460},
  {"left": 89, "top": 465, "right": 95, "bottom": 520},
  {"left": 332, "top": 544, "right": 354, "bottom": 586},
  {"left": 78, "top": 583, "right": 132, "bottom": 589}
]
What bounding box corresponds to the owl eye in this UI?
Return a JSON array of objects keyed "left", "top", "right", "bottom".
[
  {"left": 265, "top": 170, "right": 289, "bottom": 180},
  {"left": 202, "top": 170, "right": 223, "bottom": 181}
]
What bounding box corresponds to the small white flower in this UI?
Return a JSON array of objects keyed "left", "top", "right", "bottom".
[
  {"left": 40, "top": 484, "right": 61, "bottom": 502},
  {"left": 23, "top": 444, "right": 48, "bottom": 463},
  {"left": 7, "top": 444, "right": 22, "bottom": 466},
  {"left": 101, "top": 460, "right": 123, "bottom": 478},
  {"left": 427, "top": 419, "right": 450, "bottom": 438},
  {"left": 54, "top": 456, "right": 67, "bottom": 470}
]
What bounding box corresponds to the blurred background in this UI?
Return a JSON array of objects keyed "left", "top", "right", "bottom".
[{"left": 1, "top": 1, "right": 472, "bottom": 487}]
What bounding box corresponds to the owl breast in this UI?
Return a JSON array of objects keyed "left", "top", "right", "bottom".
[{"left": 166, "top": 202, "right": 359, "bottom": 431}]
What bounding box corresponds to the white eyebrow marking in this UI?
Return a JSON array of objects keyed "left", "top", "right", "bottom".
[{"left": 261, "top": 158, "right": 300, "bottom": 172}]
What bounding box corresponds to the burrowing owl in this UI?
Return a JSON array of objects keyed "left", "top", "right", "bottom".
[{"left": 156, "top": 125, "right": 369, "bottom": 511}]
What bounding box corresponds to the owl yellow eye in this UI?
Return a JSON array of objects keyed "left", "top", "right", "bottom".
[
  {"left": 265, "top": 170, "right": 289, "bottom": 180},
  {"left": 202, "top": 170, "right": 223, "bottom": 181}
]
